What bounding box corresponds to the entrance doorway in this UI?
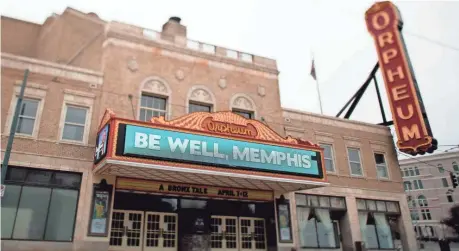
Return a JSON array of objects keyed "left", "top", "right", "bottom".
[
  {"left": 109, "top": 210, "right": 144, "bottom": 251},
  {"left": 239, "top": 218, "right": 267, "bottom": 251},
  {"left": 210, "top": 216, "right": 238, "bottom": 250},
  {"left": 144, "top": 212, "right": 178, "bottom": 251},
  {"left": 109, "top": 211, "right": 178, "bottom": 251}
]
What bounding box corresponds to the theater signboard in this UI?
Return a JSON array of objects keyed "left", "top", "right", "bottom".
[
  {"left": 93, "top": 110, "right": 328, "bottom": 191},
  {"left": 365, "top": 1, "right": 437, "bottom": 155}
]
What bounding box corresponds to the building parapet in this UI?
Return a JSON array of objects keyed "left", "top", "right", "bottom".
[
  {"left": 282, "top": 108, "right": 392, "bottom": 136},
  {"left": 104, "top": 21, "right": 278, "bottom": 75},
  {"left": 399, "top": 151, "right": 459, "bottom": 165}
]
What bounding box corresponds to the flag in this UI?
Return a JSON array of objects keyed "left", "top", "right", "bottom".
[{"left": 310, "top": 59, "right": 317, "bottom": 80}]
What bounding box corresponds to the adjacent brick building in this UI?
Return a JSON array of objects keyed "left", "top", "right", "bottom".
[{"left": 2, "top": 7, "right": 417, "bottom": 251}]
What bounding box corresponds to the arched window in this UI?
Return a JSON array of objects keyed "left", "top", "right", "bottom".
[
  {"left": 230, "top": 94, "right": 256, "bottom": 119},
  {"left": 186, "top": 85, "right": 216, "bottom": 113},
  {"left": 453, "top": 161, "right": 459, "bottom": 172},
  {"left": 404, "top": 181, "right": 412, "bottom": 191},
  {"left": 438, "top": 164, "right": 444, "bottom": 173},
  {"left": 418, "top": 195, "right": 428, "bottom": 207},
  {"left": 138, "top": 76, "right": 171, "bottom": 121}
]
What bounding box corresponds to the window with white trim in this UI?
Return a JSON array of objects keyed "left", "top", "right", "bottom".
[
  {"left": 413, "top": 180, "right": 424, "bottom": 190},
  {"left": 62, "top": 106, "right": 88, "bottom": 142},
  {"left": 418, "top": 195, "right": 431, "bottom": 220},
  {"left": 347, "top": 148, "right": 363, "bottom": 176},
  {"left": 453, "top": 161, "right": 459, "bottom": 172},
  {"left": 15, "top": 99, "right": 39, "bottom": 135},
  {"left": 441, "top": 178, "right": 449, "bottom": 187},
  {"left": 404, "top": 181, "right": 412, "bottom": 191},
  {"left": 320, "top": 144, "right": 335, "bottom": 172},
  {"left": 140, "top": 94, "right": 167, "bottom": 121},
  {"left": 438, "top": 164, "right": 445, "bottom": 173},
  {"left": 230, "top": 94, "right": 256, "bottom": 120},
  {"left": 374, "top": 153, "right": 388, "bottom": 178},
  {"left": 403, "top": 167, "right": 420, "bottom": 177}
]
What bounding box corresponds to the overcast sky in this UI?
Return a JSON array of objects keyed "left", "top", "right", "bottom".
[{"left": 2, "top": 0, "right": 458, "bottom": 156}]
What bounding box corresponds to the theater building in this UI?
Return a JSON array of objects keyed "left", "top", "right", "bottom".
[{"left": 1, "top": 7, "right": 417, "bottom": 251}]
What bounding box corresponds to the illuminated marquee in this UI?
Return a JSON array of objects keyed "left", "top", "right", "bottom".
[{"left": 365, "top": 1, "right": 437, "bottom": 155}]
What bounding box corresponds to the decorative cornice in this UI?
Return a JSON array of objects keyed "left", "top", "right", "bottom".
[
  {"left": 102, "top": 37, "right": 278, "bottom": 80},
  {"left": 14, "top": 80, "right": 49, "bottom": 90},
  {"left": 282, "top": 108, "right": 391, "bottom": 136},
  {"left": 284, "top": 126, "right": 305, "bottom": 133},
  {"left": 64, "top": 89, "right": 96, "bottom": 98},
  {"left": 399, "top": 150, "right": 459, "bottom": 165},
  {"left": 1, "top": 53, "right": 103, "bottom": 85}
]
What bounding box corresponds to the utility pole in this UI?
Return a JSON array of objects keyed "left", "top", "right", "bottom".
[{"left": 1, "top": 69, "right": 29, "bottom": 188}]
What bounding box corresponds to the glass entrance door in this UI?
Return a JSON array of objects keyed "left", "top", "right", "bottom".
[
  {"left": 239, "top": 218, "right": 267, "bottom": 251},
  {"left": 109, "top": 210, "right": 144, "bottom": 251},
  {"left": 210, "top": 216, "right": 238, "bottom": 250},
  {"left": 144, "top": 212, "right": 178, "bottom": 251}
]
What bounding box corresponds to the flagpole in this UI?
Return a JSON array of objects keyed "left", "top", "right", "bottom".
[{"left": 311, "top": 52, "right": 324, "bottom": 114}]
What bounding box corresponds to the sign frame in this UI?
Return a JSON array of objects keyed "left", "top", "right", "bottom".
[
  {"left": 114, "top": 122, "right": 324, "bottom": 179},
  {"left": 116, "top": 177, "right": 274, "bottom": 201},
  {"left": 276, "top": 197, "right": 293, "bottom": 243},
  {"left": 87, "top": 179, "right": 113, "bottom": 237},
  {"left": 94, "top": 123, "right": 110, "bottom": 165}
]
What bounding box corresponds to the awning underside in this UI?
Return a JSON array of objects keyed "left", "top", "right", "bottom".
[{"left": 95, "top": 159, "right": 328, "bottom": 193}]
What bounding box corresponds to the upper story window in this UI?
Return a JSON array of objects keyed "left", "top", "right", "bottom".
[
  {"left": 140, "top": 95, "right": 167, "bottom": 121},
  {"left": 233, "top": 109, "right": 254, "bottom": 119},
  {"left": 404, "top": 181, "right": 412, "bottom": 191},
  {"left": 230, "top": 94, "right": 256, "bottom": 120},
  {"left": 320, "top": 144, "right": 335, "bottom": 173},
  {"left": 57, "top": 90, "right": 94, "bottom": 145},
  {"left": 139, "top": 77, "right": 171, "bottom": 121},
  {"left": 374, "top": 153, "right": 388, "bottom": 178},
  {"left": 418, "top": 195, "right": 431, "bottom": 220},
  {"left": 403, "top": 166, "right": 420, "bottom": 177},
  {"left": 4, "top": 83, "right": 47, "bottom": 139},
  {"left": 438, "top": 164, "right": 445, "bottom": 173},
  {"left": 447, "top": 194, "right": 454, "bottom": 203},
  {"left": 442, "top": 177, "right": 449, "bottom": 187},
  {"left": 453, "top": 162, "right": 459, "bottom": 172},
  {"left": 413, "top": 180, "right": 424, "bottom": 190},
  {"left": 16, "top": 99, "right": 39, "bottom": 135},
  {"left": 62, "top": 105, "right": 88, "bottom": 142},
  {"left": 347, "top": 148, "right": 363, "bottom": 176},
  {"left": 187, "top": 86, "right": 215, "bottom": 114},
  {"left": 189, "top": 102, "right": 211, "bottom": 113}
]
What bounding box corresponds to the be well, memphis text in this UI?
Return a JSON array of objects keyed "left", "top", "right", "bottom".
[{"left": 133, "top": 132, "right": 313, "bottom": 168}]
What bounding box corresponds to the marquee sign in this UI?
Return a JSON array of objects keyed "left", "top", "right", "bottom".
[
  {"left": 365, "top": 1, "right": 437, "bottom": 155},
  {"left": 93, "top": 110, "right": 327, "bottom": 182},
  {"left": 116, "top": 178, "right": 274, "bottom": 201},
  {"left": 120, "top": 123, "right": 322, "bottom": 177}
]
